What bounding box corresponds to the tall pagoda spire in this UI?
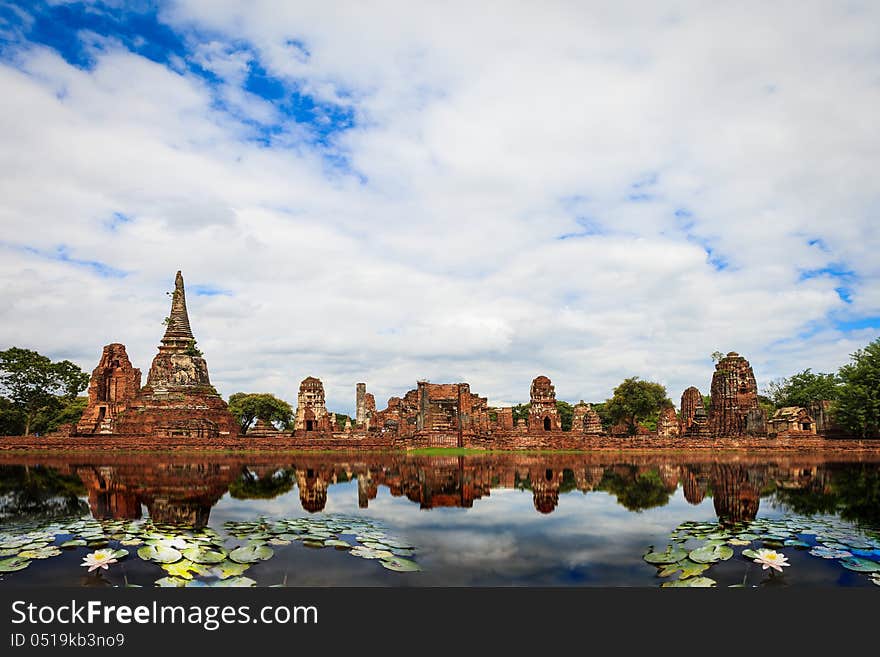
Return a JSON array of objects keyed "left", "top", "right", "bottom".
[{"left": 161, "top": 271, "right": 194, "bottom": 347}]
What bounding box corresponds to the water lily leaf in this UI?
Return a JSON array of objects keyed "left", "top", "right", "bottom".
[
  {"left": 182, "top": 547, "right": 226, "bottom": 564},
  {"left": 0, "top": 548, "right": 20, "bottom": 557},
  {"left": 784, "top": 539, "right": 810, "bottom": 548},
  {"left": 210, "top": 561, "right": 250, "bottom": 580},
  {"left": 302, "top": 540, "right": 324, "bottom": 548},
  {"left": 60, "top": 539, "right": 87, "bottom": 548},
  {"left": 120, "top": 538, "right": 143, "bottom": 546},
  {"left": 137, "top": 545, "right": 183, "bottom": 564},
  {"left": 18, "top": 547, "right": 61, "bottom": 559},
  {"left": 21, "top": 541, "right": 50, "bottom": 550},
  {"left": 209, "top": 577, "right": 256, "bottom": 587},
  {"left": 268, "top": 538, "right": 291, "bottom": 546},
  {"left": 350, "top": 547, "right": 394, "bottom": 560},
  {"left": 661, "top": 577, "right": 716, "bottom": 588},
  {"left": 736, "top": 533, "right": 759, "bottom": 541},
  {"left": 0, "top": 556, "right": 31, "bottom": 572},
  {"left": 324, "top": 539, "right": 350, "bottom": 549},
  {"left": 728, "top": 539, "right": 751, "bottom": 546},
  {"left": 161, "top": 559, "right": 211, "bottom": 580},
  {"left": 741, "top": 549, "right": 761, "bottom": 560},
  {"left": 380, "top": 557, "right": 422, "bottom": 572},
  {"left": 658, "top": 559, "right": 710, "bottom": 579},
  {"left": 839, "top": 557, "right": 880, "bottom": 572},
  {"left": 154, "top": 576, "right": 189, "bottom": 587},
  {"left": 229, "top": 545, "right": 274, "bottom": 563},
  {"left": 86, "top": 540, "right": 109, "bottom": 548},
  {"left": 810, "top": 547, "right": 851, "bottom": 559},
  {"left": 689, "top": 544, "right": 734, "bottom": 564},
  {"left": 391, "top": 547, "right": 416, "bottom": 557},
  {"left": 644, "top": 545, "right": 688, "bottom": 565}
]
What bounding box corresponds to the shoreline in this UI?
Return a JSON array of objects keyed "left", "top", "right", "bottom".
[{"left": 2, "top": 434, "right": 880, "bottom": 455}]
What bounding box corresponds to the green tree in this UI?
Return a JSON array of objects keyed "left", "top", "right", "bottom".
[
  {"left": 0, "top": 396, "right": 25, "bottom": 435},
  {"left": 555, "top": 400, "right": 574, "bottom": 431},
  {"left": 228, "top": 468, "right": 296, "bottom": 499},
  {"left": 0, "top": 348, "right": 89, "bottom": 435},
  {"left": 765, "top": 369, "right": 840, "bottom": 408},
  {"left": 835, "top": 338, "right": 880, "bottom": 438},
  {"left": 590, "top": 401, "right": 613, "bottom": 431},
  {"left": 711, "top": 351, "right": 725, "bottom": 363},
  {"left": 511, "top": 403, "right": 530, "bottom": 425},
  {"left": 228, "top": 393, "right": 294, "bottom": 433},
  {"left": 604, "top": 377, "right": 670, "bottom": 436},
  {"left": 597, "top": 467, "right": 672, "bottom": 511},
  {"left": 33, "top": 396, "right": 88, "bottom": 434}
]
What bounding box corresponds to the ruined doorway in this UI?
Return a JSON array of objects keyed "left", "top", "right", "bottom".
[
  {"left": 306, "top": 420, "right": 315, "bottom": 431},
  {"left": 543, "top": 417, "right": 551, "bottom": 431},
  {"left": 802, "top": 423, "right": 811, "bottom": 431}
]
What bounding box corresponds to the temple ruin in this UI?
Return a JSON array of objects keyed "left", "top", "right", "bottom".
[
  {"left": 528, "top": 375, "right": 560, "bottom": 431},
  {"left": 708, "top": 352, "right": 767, "bottom": 437},
  {"left": 75, "top": 271, "right": 238, "bottom": 439},
  {"left": 656, "top": 406, "right": 680, "bottom": 438},
  {"left": 76, "top": 343, "right": 141, "bottom": 435},
  {"left": 572, "top": 401, "right": 605, "bottom": 435},
  {"left": 294, "top": 377, "right": 333, "bottom": 433}
]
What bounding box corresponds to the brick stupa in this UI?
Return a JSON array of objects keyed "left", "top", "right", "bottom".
[{"left": 112, "top": 271, "right": 239, "bottom": 439}]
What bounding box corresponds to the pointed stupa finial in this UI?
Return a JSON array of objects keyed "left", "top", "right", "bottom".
[{"left": 161, "top": 270, "right": 194, "bottom": 345}]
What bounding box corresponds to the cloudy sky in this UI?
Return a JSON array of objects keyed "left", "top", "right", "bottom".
[{"left": 1, "top": 1, "right": 878, "bottom": 415}]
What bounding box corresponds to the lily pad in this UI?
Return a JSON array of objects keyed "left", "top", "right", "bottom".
[
  {"left": 350, "top": 547, "right": 394, "bottom": 560},
  {"left": 644, "top": 545, "right": 688, "bottom": 565},
  {"left": 658, "top": 559, "right": 710, "bottom": 580},
  {"left": 784, "top": 539, "right": 810, "bottom": 548},
  {"left": 0, "top": 556, "right": 31, "bottom": 572},
  {"left": 229, "top": 545, "right": 274, "bottom": 563},
  {"left": 161, "top": 559, "right": 211, "bottom": 580},
  {"left": 689, "top": 544, "right": 734, "bottom": 564},
  {"left": 661, "top": 577, "right": 717, "bottom": 588},
  {"left": 60, "top": 539, "right": 87, "bottom": 548},
  {"left": 380, "top": 557, "right": 422, "bottom": 572},
  {"left": 209, "top": 577, "right": 256, "bottom": 587},
  {"left": 154, "top": 576, "right": 189, "bottom": 587},
  {"left": 182, "top": 547, "right": 226, "bottom": 564},
  {"left": 18, "top": 547, "right": 61, "bottom": 559},
  {"left": 210, "top": 561, "right": 251, "bottom": 580},
  {"left": 810, "top": 547, "right": 852, "bottom": 559},
  {"left": 137, "top": 545, "right": 183, "bottom": 564},
  {"left": 839, "top": 557, "right": 880, "bottom": 572},
  {"left": 324, "top": 539, "right": 350, "bottom": 549}
]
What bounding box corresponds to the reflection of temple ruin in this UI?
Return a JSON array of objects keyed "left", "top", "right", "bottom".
[
  {"left": 709, "top": 463, "right": 764, "bottom": 525},
  {"left": 73, "top": 462, "right": 233, "bottom": 528},
  {"left": 1, "top": 452, "right": 861, "bottom": 519},
  {"left": 295, "top": 468, "right": 329, "bottom": 513}
]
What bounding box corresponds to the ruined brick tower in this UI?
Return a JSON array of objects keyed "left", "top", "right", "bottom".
[
  {"left": 708, "top": 352, "right": 767, "bottom": 437},
  {"left": 528, "top": 375, "right": 560, "bottom": 431},
  {"left": 295, "top": 377, "right": 332, "bottom": 432},
  {"left": 76, "top": 343, "right": 141, "bottom": 435},
  {"left": 572, "top": 401, "right": 604, "bottom": 435},
  {"left": 679, "top": 387, "right": 703, "bottom": 432},
  {"left": 141, "top": 271, "right": 210, "bottom": 393}
]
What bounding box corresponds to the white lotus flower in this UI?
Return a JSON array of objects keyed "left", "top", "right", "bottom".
[
  {"left": 752, "top": 549, "right": 790, "bottom": 572},
  {"left": 81, "top": 549, "right": 118, "bottom": 572}
]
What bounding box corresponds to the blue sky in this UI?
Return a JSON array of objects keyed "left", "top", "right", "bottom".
[{"left": 0, "top": 1, "right": 878, "bottom": 414}]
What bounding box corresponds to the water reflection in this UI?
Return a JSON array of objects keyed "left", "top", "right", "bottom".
[{"left": 2, "top": 453, "right": 880, "bottom": 527}]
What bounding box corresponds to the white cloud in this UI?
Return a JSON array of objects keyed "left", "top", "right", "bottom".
[{"left": 1, "top": 1, "right": 879, "bottom": 415}]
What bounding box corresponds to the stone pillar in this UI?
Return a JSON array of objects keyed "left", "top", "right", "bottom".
[{"left": 356, "top": 383, "right": 366, "bottom": 427}]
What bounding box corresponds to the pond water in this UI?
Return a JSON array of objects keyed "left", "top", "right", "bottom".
[{"left": 1, "top": 452, "right": 879, "bottom": 588}]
